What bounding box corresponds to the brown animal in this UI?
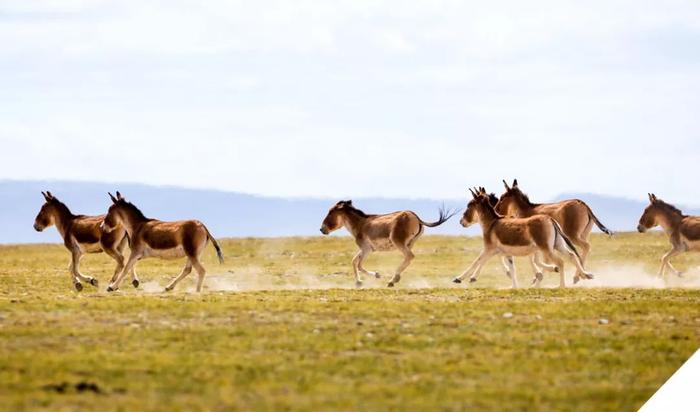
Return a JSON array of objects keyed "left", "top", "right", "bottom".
[
  {"left": 495, "top": 179, "right": 611, "bottom": 283},
  {"left": 33, "top": 191, "right": 139, "bottom": 291},
  {"left": 320, "top": 200, "right": 456, "bottom": 287},
  {"left": 454, "top": 187, "right": 593, "bottom": 288},
  {"left": 638, "top": 193, "right": 700, "bottom": 277},
  {"left": 101, "top": 192, "right": 224, "bottom": 292}
]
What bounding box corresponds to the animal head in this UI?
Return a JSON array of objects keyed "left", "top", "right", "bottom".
[
  {"left": 320, "top": 200, "right": 354, "bottom": 235},
  {"left": 101, "top": 191, "right": 127, "bottom": 231},
  {"left": 33, "top": 191, "right": 59, "bottom": 232},
  {"left": 494, "top": 179, "right": 525, "bottom": 216},
  {"left": 460, "top": 187, "right": 492, "bottom": 228},
  {"left": 637, "top": 193, "right": 663, "bottom": 233}
]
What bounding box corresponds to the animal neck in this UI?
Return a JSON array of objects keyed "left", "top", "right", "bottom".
[
  {"left": 513, "top": 195, "right": 537, "bottom": 217},
  {"left": 119, "top": 207, "right": 149, "bottom": 237},
  {"left": 342, "top": 211, "right": 367, "bottom": 237},
  {"left": 52, "top": 203, "right": 76, "bottom": 238},
  {"left": 656, "top": 207, "right": 684, "bottom": 234},
  {"left": 476, "top": 203, "right": 500, "bottom": 232}
]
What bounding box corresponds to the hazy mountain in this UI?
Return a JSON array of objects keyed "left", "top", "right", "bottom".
[{"left": 1, "top": 180, "right": 694, "bottom": 244}]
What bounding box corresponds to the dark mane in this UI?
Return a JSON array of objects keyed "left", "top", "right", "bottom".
[
  {"left": 515, "top": 189, "right": 538, "bottom": 207},
  {"left": 120, "top": 200, "right": 151, "bottom": 221},
  {"left": 656, "top": 199, "right": 685, "bottom": 217},
  {"left": 346, "top": 204, "right": 372, "bottom": 218},
  {"left": 50, "top": 198, "right": 76, "bottom": 219}
]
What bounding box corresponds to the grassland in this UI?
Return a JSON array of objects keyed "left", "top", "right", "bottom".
[{"left": 0, "top": 232, "right": 699, "bottom": 411}]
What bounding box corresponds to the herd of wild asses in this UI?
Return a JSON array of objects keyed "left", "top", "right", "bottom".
[{"left": 33, "top": 180, "right": 699, "bottom": 292}]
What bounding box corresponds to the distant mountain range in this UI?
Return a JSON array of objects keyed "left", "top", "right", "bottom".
[{"left": 1, "top": 180, "right": 695, "bottom": 244}]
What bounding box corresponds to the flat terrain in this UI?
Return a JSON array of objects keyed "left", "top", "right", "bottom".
[{"left": 0, "top": 233, "right": 699, "bottom": 410}]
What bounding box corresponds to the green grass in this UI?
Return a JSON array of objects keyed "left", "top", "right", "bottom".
[{"left": 0, "top": 232, "right": 699, "bottom": 411}]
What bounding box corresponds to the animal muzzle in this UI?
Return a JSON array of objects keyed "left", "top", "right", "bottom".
[
  {"left": 637, "top": 224, "right": 647, "bottom": 233},
  {"left": 320, "top": 227, "right": 329, "bottom": 235},
  {"left": 33, "top": 223, "right": 43, "bottom": 232},
  {"left": 460, "top": 218, "right": 470, "bottom": 228}
]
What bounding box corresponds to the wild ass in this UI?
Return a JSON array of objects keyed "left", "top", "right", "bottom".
[
  {"left": 454, "top": 188, "right": 593, "bottom": 288},
  {"left": 320, "top": 200, "right": 456, "bottom": 287},
  {"left": 33, "top": 191, "right": 139, "bottom": 291},
  {"left": 101, "top": 192, "right": 224, "bottom": 292},
  {"left": 495, "top": 179, "right": 612, "bottom": 283},
  {"left": 637, "top": 193, "right": 700, "bottom": 277}
]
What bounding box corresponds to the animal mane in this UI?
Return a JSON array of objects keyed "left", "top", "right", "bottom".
[
  {"left": 515, "top": 189, "right": 538, "bottom": 207},
  {"left": 655, "top": 199, "right": 684, "bottom": 217},
  {"left": 345, "top": 204, "right": 372, "bottom": 218},
  {"left": 120, "top": 200, "right": 151, "bottom": 221},
  {"left": 50, "top": 198, "right": 76, "bottom": 218}
]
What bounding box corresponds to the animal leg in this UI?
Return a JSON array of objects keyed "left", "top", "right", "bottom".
[
  {"left": 659, "top": 248, "right": 682, "bottom": 277},
  {"left": 108, "top": 252, "right": 141, "bottom": 291},
  {"left": 554, "top": 236, "right": 593, "bottom": 283},
  {"left": 453, "top": 249, "right": 495, "bottom": 284},
  {"left": 356, "top": 247, "right": 379, "bottom": 279},
  {"left": 192, "top": 258, "right": 207, "bottom": 293},
  {"left": 387, "top": 246, "right": 414, "bottom": 287},
  {"left": 504, "top": 256, "right": 518, "bottom": 289},
  {"left": 70, "top": 249, "right": 97, "bottom": 289},
  {"left": 501, "top": 256, "right": 513, "bottom": 279},
  {"left": 544, "top": 252, "right": 566, "bottom": 288},
  {"left": 535, "top": 253, "right": 559, "bottom": 273},
  {"left": 529, "top": 255, "right": 544, "bottom": 287},
  {"left": 351, "top": 250, "right": 364, "bottom": 288},
  {"left": 165, "top": 260, "right": 193, "bottom": 292},
  {"left": 103, "top": 247, "right": 125, "bottom": 284},
  {"left": 571, "top": 238, "right": 591, "bottom": 283}
]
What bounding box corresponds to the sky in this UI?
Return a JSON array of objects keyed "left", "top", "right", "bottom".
[{"left": 1, "top": 1, "right": 699, "bottom": 203}]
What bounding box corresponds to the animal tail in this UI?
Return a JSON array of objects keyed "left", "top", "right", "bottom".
[
  {"left": 204, "top": 226, "right": 225, "bottom": 264},
  {"left": 585, "top": 204, "right": 613, "bottom": 236},
  {"left": 418, "top": 205, "right": 459, "bottom": 228},
  {"left": 552, "top": 219, "right": 582, "bottom": 261}
]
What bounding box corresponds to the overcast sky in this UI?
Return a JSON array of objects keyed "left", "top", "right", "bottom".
[{"left": 1, "top": 1, "right": 699, "bottom": 203}]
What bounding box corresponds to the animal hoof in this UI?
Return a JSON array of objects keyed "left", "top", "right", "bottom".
[
  {"left": 106, "top": 285, "right": 117, "bottom": 292},
  {"left": 554, "top": 267, "right": 560, "bottom": 273},
  {"left": 374, "top": 272, "right": 381, "bottom": 279},
  {"left": 89, "top": 278, "right": 98, "bottom": 287},
  {"left": 132, "top": 279, "right": 140, "bottom": 288},
  {"left": 387, "top": 282, "right": 394, "bottom": 288},
  {"left": 355, "top": 281, "right": 363, "bottom": 289},
  {"left": 164, "top": 286, "right": 173, "bottom": 292},
  {"left": 452, "top": 278, "right": 462, "bottom": 284},
  {"left": 573, "top": 276, "right": 580, "bottom": 284},
  {"left": 469, "top": 277, "right": 477, "bottom": 283},
  {"left": 74, "top": 282, "right": 83, "bottom": 292},
  {"left": 585, "top": 273, "right": 594, "bottom": 280}
]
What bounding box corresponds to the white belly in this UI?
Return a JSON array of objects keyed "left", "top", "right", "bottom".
[{"left": 143, "top": 246, "right": 186, "bottom": 259}]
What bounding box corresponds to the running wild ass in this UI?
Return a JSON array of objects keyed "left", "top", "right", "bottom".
[
  {"left": 637, "top": 193, "right": 700, "bottom": 277},
  {"left": 101, "top": 192, "right": 224, "bottom": 292},
  {"left": 320, "top": 200, "right": 457, "bottom": 287},
  {"left": 33, "top": 191, "right": 139, "bottom": 291},
  {"left": 454, "top": 188, "right": 593, "bottom": 288},
  {"left": 495, "top": 179, "right": 611, "bottom": 283}
]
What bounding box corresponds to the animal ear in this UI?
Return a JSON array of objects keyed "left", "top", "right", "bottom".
[
  {"left": 503, "top": 180, "right": 510, "bottom": 190},
  {"left": 650, "top": 193, "right": 657, "bottom": 202},
  {"left": 116, "top": 191, "right": 124, "bottom": 201},
  {"left": 41, "top": 191, "right": 50, "bottom": 201},
  {"left": 468, "top": 188, "right": 476, "bottom": 198},
  {"left": 512, "top": 179, "right": 518, "bottom": 188},
  {"left": 346, "top": 200, "right": 352, "bottom": 205},
  {"left": 108, "top": 192, "right": 118, "bottom": 204},
  {"left": 479, "top": 187, "right": 486, "bottom": 194}
]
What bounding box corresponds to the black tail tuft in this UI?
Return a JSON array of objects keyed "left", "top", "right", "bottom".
[{"left": 420, "top": 204, "right": 460, "bottom": 228}]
